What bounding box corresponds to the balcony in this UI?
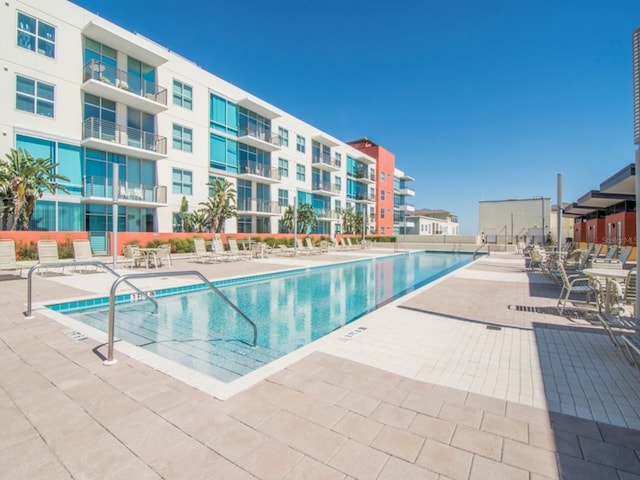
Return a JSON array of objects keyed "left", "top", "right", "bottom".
[
  {"left": 396, "top": 204, "right": 415, "bottom": 213},
  {"left": 237, "top": 124, "right": 282, "bottom": 152},
  {"left": 312, "top": 182, "right": 341, "bottom": 196},
  {"left": 315, "top": 209, "right": 341, "bottom": 220},
  {"left": 355, "top": 193, "right": 376, "bottom": 203},
  {"left": 237, "top": 198, "right": 282, "bottom": 215},
  {"left": 237, "top": 160, "right": 281, "bottom": 183},
  {"left": 312, "top": 154, "right": 342, "bottom": 172},
  {"left": 82, "top": 61, "right": 168, "bottom": 114},
  {"left": 82, "top": 176, "right": 167, "bottom": 206},
  {"left": 354, "top": 168, "right": 376, "bottom": 184},
  {"left": 395, "top": 187, "right": 416, "bottom": 197},
  {"left": 82, "top": 117, "right": 167, "bottom": 161}
]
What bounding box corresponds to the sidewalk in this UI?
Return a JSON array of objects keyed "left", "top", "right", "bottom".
[{"left": 1, "top": 251, "right": 639, "bottom": 479}]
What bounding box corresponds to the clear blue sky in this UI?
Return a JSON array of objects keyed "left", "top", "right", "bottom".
[{"left": 72, "top": 0, "right": 640, "bottom": 234}]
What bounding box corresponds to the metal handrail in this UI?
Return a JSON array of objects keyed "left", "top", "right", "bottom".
[
  {"left": 104, "top": 270, "right": 257, "bottom": 365},
  {"left": 473, "top": 243, "right": 490, "bottom": 259},
  {"left": 25, "top": 260, "right": 158, "bottom": 318}
]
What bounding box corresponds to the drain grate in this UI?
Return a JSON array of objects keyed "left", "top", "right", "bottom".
[
  {"left": 511, "top": 305, "right": 539, "bottom": 312},
  {"left": 63, "top": 329, "right": 87, "bottom": 341},
  {"left": 486, "top": 325, "right": 502, "bottom": 331}
]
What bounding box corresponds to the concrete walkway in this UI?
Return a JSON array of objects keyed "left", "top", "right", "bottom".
[{"left": 1, "top": 250, "right": 639, "bottom": 479}]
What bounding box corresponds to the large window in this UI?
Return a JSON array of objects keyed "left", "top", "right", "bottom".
[
  {"left": 172, "top": 124, "right": 193, "bottom": 152},
  {"left": 17, "top": 12, "right": 55, "bottom": 58},
  {"left": 278, "top": 189, "right": 288, "bottom": 207},
  {"left": 296, "top": 135, "right": 306, "bottom": 153},
  {"left": 296, "top": 164, "right": 306, "bottom": 182},
  {"left": 278, "top": 127, "right": 289, "bottom": 147},
  {"left": 16, "top": 75, "right": 54, "bottom": 117},
  {"left": 84, "top": 38, "right": 116, "bottom": 84},
  {"left": 210, "top": 93, "right": 238, "bottom": 134},
  {"left": 172, "top": 168, "right": 192, "bottom": 195},
  {"left": 173, "top": 80, "right": 193, "bottom": 110},
  {"left": 209, "top": 134, "right": 238, "bottom": 172},
  {"left": 239, "top": 107, "right": 271, "bottom": 139}
]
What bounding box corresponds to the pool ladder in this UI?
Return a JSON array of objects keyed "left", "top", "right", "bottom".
[{"left": 103, "top": 270, "right": 257, "bottom": 365}]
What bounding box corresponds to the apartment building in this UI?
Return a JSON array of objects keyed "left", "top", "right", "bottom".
[{"left": 1, "top": 0, "right": 414, "bottom": 252}]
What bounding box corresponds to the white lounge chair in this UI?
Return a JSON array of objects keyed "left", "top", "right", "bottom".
[
  {"left": 228, "top": 238, "right": 252, "bottom": 260},
  {"left": 73, "top": 239, "right": 102, "bottom": 272},
  {"left": 37, "top": 240, "right": 65, "bottom": 276},
  {"left": 192, "top": 238, "right": 217, "bottom": 263},
  {"left": 0, "top": 239, "right": 28, "bottom": 277}
]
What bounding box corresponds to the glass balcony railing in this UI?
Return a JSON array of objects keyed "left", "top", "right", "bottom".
[
  {"left": 83, "top": 60, "right": 168, "bottom": 105},
  {"left": 82, "top": 117, "right": 167, "bottom": 155},
  {"left": 83, "top": 176, "right": 167, "bottom": 203},
  {"left": 312, "top": 182, "right": 341, "bottom": 194}
]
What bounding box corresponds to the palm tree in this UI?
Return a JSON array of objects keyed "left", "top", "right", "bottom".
[
  {"left": 185, "top": 209, "right": 210, "bottom": 233},
  {"left": 201, "top": 178, "right": 237, "bottom": 233},
  {"left": 340, "top": 205, "right": 356, "bottom": 234},
  {"left": 297, "top": 202, "right": 317, "bottom": 234},
  {"left": 0, "top": 159, "right": 12, "bottom": 230},
  {"left": 281, "top": 205, "right": 295, "bottom": 233},
  {"left": 4, "top": 148, "right": 69, "bottom": 230}
]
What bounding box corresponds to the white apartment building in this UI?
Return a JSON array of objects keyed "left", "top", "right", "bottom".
[
  {"left": 405, "top": 209, "right": 459, "bottom": 236},
  {"left": 0, "top": 0, "right": 401, "bottom": 253},
  {"left": 393, "top": 168, "right": 415, "bottom": 235}
]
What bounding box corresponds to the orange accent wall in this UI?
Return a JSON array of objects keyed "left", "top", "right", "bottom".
[
  {"left": 348, "top": 140, "right": 396, "bottom": 235},
  {"left": 584, "top": 218, "right": 605, "bottom": 244},
  {"left": 605, "top": 212, "right": 637, "bottom": 246}
]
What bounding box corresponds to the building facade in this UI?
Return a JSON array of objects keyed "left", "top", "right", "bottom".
[
  {"left": 1, "top": 0, "right": 413, "bottom": 253},
  {"left": 478, "top": 198, "right": 551, "bottom": 245},
  {"left": 405, "top": 209, "right": 458, "bottom": 236}
]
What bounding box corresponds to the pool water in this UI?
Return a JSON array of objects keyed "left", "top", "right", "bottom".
[{"left": 62, "top": 251, "right": 473, "bottom": 382}]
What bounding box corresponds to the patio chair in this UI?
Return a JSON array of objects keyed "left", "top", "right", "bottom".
[
  {"left": 593, "top": 245, "right": 619, "bottom": 264},
  {"left": 123, "top": 244, "right": 145, "bottom": 268},
  {"left": 192, "top": 238, "right": 217, "bottom": 263},
  {"left": 556, "top": 262, "right": 598, "bottom": 314},
  {"left": 155, "top": 244, "right": 172, "bottom": 267},
  {"left": 275, "top": 244, "right": 295, "bottom": 256},
  {"left": 0, "top": 239, "right": 26, "bottom": 277},
  {"left": 228, "top": 238, "right": 251, "bottom": 260},
  {"left": 616, "top": 246, "right": 633, "bottom": 268},
  {"left": 305, "top": 238, "right": 321, "bottom": 254},
  {"left": 72, "top": 239, "right": 101, "bottom": 272},
  {"left": 597, "top": 313, "right": 638, "bottom": 352},
  {"left": 213, "top": 238, "right": 239, "bottom": 261},
  {"left": 37, "top": 240, "right": 65, "bottom": 276}
]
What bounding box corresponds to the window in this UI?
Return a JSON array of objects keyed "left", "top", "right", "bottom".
[
  {"left": 278, "top": 158, "right": 289, "bottom": 178},
  {"left": 381, "top": 171, "right": 386, "bottom": 183},
  {"left": 278, "top": 127, "right": 289, "bottom": 147},
  {"left": 296, "top": 164, "right": 306, "bottom": 181},
  {"left": 380, "top": 190, "right": 385, "bottom": 201},
  {"left": 208, "top": 175, "right": 223, "bottom": 196},
  {"left": 210, "top": 93, "right": 238, "bottom": 134},
  {"left": 172, "top": 168, "right": 192, "bottom": 195},
  {"left": 173, "top": 80, "right": 193, "bottom": 110},
  {"left": 380, "top": 208, "right": 385, "bottom": 219},
  {"left": 16, "top": 75, "right": 54, "bottom": 117},
  {"left": 17, "top": 12, "right": 55, "bottom": 58},
  {"left": 296, "top": 135, "right": 306, "bottom": 153},
  {"left": 278, "top": 189, "right": 288, "bottom": 207},
  {"left": 84, "top": 38, "right": 117, "bottom": 84},
  {"left": 209, "top": 134, "right": 238, "bottom": 172},
  {"left": 172, "top": 124, "right": 193, "bottom": 152}
]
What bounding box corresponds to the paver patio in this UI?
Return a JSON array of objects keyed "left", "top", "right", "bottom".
[{"left": 1, "top": 249, "right": 639, "bottom": 479}]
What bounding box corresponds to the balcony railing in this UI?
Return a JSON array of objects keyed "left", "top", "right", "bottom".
[
  {"left": 312, "top": 154, "right": 342, "bottom": 169},
  {"left": 355, "top": 193, "right": 376, "bottom": 202},
  {"left": 83, "top": 60, "right": 168, "bottom": 105},
  {"left": 238, "top": 124, "right": 282, "bottom": 147},
  {"left": 83, "top": 176, "right": 167, "bottom": 203},
  {"left": 238, "top": 160, "right": 281, "bottom": 181},
  {"left": 82, "top": 117, "right": 167, "bottom": 155},
  {"left": 355, "top": 168, "right": 376, "bottom": 182},
  {"left": 315, "top": 209, "right": 341, "bottom": 220},
  {"left": 312, "top": 182, "right": 341, "bottom": 194},
  {"left": 237, "top": 198, "right": 282, "bottom": 214}
]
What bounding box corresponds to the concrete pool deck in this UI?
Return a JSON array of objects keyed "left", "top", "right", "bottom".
[{"left": 1, "top": 249, "right": 639, "bottom": 479}]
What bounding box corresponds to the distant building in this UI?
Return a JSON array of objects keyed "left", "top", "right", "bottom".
[
  {"left": 478, "top": 198, "right": 551, "bottom": 245},
  {"left": 393, "top": 168, "right": 415, "bottom": 236},
  {"left": 405, "top": 209, "right": 459, "bottom": 236}
]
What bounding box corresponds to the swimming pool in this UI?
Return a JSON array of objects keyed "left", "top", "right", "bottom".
[{"left": 52, "top": 251, "right": 474, "bottom": 382}]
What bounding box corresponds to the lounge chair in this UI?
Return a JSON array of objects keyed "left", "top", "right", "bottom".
[
  {"left": 228, "top": 238, "right": 251, "bottom": 260},
  {"left": 0, "top": 239, "right": 27, "bottom": 277},
  {"left": 275, "top": 244, "right": 295, "bottom": 256},
  {"left": 72, "top": 239, "right": 102, "bottom": 272},
  {"left": 616, "top": 246, "right": 633, "bottom": 268},
  {"left": 192, "top": 238, "right": 217, "bottom": 263},
  {"left": 212, "top": 238, "right": 239, "bottom": 261},
  {"left": 37, "top": 240, "right": 65, "bottom": 276},
  {"left": 556, "top": 263, "right": 598, "bottom": 314},
  {"left": 593, "top": 245, "right": 619, "bottom": 264}
]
